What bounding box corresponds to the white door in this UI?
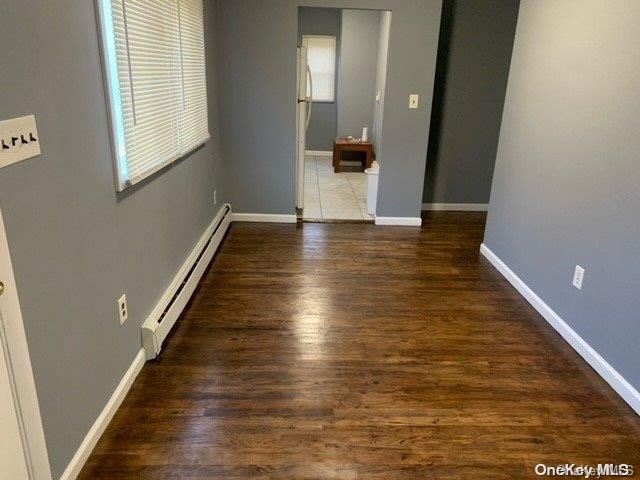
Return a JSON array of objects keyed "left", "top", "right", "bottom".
[
  {"left": 0, "top": 307, "right": 29, "bottom": 480},
  {"left": 0, "top": 210, "right": 51, "bottom": 480},
  {"left": 296, "top": 46, "right": 311, "bottom": 209}
]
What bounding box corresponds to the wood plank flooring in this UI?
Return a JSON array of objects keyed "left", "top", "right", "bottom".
[{"left": 80, "top": 212, "right": 640, "bottom": 479}]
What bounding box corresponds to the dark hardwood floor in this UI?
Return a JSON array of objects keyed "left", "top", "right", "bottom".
[{"left": 80, "top": 212, "right": 640, "bottom": 479}]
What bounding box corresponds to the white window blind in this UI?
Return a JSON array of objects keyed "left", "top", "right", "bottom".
[
  {"left": 99, "top": 0, "right": 209, "bottom": 191},
  {"left": 302, "top": 36, "right": 336, "bottom": 103}
]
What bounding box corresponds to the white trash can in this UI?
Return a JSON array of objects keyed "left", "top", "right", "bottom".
[{"left": 364, "top": 161, "right": 380, "bottom": 215}]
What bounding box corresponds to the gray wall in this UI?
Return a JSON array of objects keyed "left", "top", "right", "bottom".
[
  {"left": 485, "top": 0, "right": 640, "bottom": 392},
  {"left": 337, "top": 9, "right": 380, "bottom": 138},
  {"left": 372, "top": 11, "right": 391, "bottom": 152},
  {"left": 298, "top": 7, "right": 341, "bottom": 151},
  {"left": 0, "top": 0, "right": 228, "bottom": 477},
  {"left": 423, "top": 0, "right": 519, "bottom": 204},
  {"left": 217, "top": 0, "right": 442, "bottom": 217}
]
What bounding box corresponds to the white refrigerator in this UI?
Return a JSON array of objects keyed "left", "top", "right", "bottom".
[{"left": 296, "top": 46, "right": 312, "bottom": 209}]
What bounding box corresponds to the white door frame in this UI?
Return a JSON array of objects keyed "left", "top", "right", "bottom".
[{"left": 0, "top": 209, "right": 51, "bottom": 480}]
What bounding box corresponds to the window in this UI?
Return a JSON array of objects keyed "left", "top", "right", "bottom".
[
  {"left": 98, "top": 0, "right": 209, "bottom": 191},
  {"left": 302, "top": 36, "right": 336, "bottom": 103}
]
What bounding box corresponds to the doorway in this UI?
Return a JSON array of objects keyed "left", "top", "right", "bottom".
[{"left": 296, "top": 8, "right": 391, "bottom": 222}]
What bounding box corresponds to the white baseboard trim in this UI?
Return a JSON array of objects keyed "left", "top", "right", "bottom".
[
  {"left": 60, "top": 348, "right": 146, "bottom": 480},
  {"left": 480, "top": 243, "right": 640, "bottom": 416},
  {"left": 305, "top": 150, "right": 332, "bottom": 157},
  {"left": 232, "top": 213, "right": 297, "bottom": 224},
  {"left": 375, "top": 216, "right": 422, "bottom": 226},
  {"left": 422, "top": 203, "right": 489, "bottom": 211}
]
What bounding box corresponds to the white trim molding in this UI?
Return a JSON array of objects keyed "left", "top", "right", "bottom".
[
  {"left": 375, "top": 216, "right": 422, "bottom": 227},
  {"left": 60, "top": 349, "right": 146, "bottom": 480},
  {"left": 305, "top": 150, "right": 333, "bottom": 157},
  {"left": 480, "top": 243, "right": 640, "bottom": 416},
  {"left": 0, "top": 209, "right": 52, "bottom": 480},
  {"left": 422, "top": 203, "right": 489, "bottom": 211},
  {"left": 232, "top": 213, "right": 297, "bottom": 224}
]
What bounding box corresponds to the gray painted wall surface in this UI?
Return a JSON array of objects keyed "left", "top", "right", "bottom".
[
  {"left": 0, "top": 0, "right": 227, "bottom": 476},
  {"left": 423, "top": 0, "right": 519, "bottom": 204},
  {"left": 337, "top": 10, "right": 380, "bottom": 139},
  {"left": 372, "top": 11, "right": 391, "bottom": 153},
  {"left": 298, "top": 7, "right": 341, "bottom": 151},
  {"left": 484, "top": 0, "right": 640, "bottom": 392},
  {"left": 217, "top": 0, "right": 442, "bottom": 217}
]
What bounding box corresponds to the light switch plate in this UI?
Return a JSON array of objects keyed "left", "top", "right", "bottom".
[
  {"left": 409, "top": 94, "right": 419, "bottom": 109},
  {"left": 0, "top": 115, "right": 41, "bottom": 169},
  {"left": 572, "top": 265, "right": 585, "bottom": 290}
]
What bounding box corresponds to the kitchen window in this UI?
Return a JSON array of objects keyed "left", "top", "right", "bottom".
[
  {"left": 97, "top": 0, "right": 209, "bottom": 191},
  {"left": 302, "top": 35, "right": 337, "bottom": 103}
]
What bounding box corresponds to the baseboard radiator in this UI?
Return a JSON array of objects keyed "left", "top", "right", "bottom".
[{"left": 142, "top": 204, "right": 232, "bottom": 359}]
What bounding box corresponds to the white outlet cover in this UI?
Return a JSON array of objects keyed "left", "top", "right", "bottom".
[
  {"left": 572, "top": 265, "right": 585, "bottom": 290},
  {"left": 409, "top": 94, "right": 419, "bottom": 109},
  {"left": 118, "top": 294, "right": 129, "bottom": 325},
  {"left": 0, "top": 115, "right": 41, "bottom": 169}
]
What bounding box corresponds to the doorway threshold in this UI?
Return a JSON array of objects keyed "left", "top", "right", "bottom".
[{"left": 302, "top": 218, "right": 374, "bottom": 224}]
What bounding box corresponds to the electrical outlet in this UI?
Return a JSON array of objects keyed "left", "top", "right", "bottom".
[
  {"left": 572, "top": 265, "right": 585, "bottom": 290},
  {"left": 117, "top": 294, "right": 129, "bottom": 325},
  {"left": 214, "top": 190, "right": 217, "bottom": 205},
  {"left": 409, "top": 94, "right": 419, "bottom": 109}
]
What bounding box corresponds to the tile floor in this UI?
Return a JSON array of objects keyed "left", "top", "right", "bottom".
[{"left": 303, "top": 155, "right": 374, "bottom": 221}]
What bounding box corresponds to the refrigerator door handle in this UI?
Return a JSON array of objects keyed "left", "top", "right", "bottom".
[{"left": 306, "top": 62, "right": 313, "bottom": 130}]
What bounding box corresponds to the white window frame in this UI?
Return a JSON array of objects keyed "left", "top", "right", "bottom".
[
  {"left": 302, "top": 35, "right": 337, "bottom": 103},
  {"left": 96, "top": 0, "right": 210, "bottom": 192}
]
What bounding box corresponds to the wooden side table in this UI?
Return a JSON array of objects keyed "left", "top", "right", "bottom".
[{"left": 333, "top": 138, "right": 374, "bottom": 173}]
